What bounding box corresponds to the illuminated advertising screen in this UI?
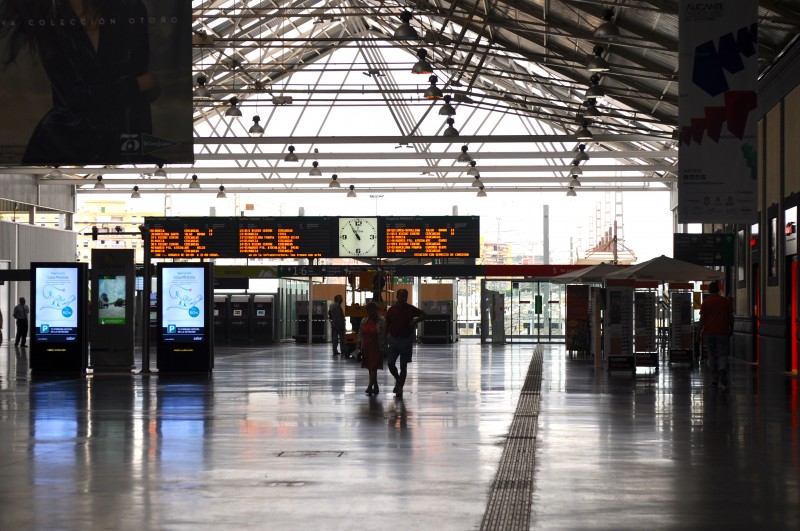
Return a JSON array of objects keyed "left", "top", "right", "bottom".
[
  {"left": 161, "top": 267, "right": 205, "bottom": 343},
  {"left": 34, "top": 266, "right": 79, "bottom": 342},
  {"left": 97, "top": 275, "right": 127, "bottom": 325}
]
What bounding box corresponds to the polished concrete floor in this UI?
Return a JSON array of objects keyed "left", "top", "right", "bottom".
[{"left": 0, "top": 340, "right": 798, "bottom": 530}]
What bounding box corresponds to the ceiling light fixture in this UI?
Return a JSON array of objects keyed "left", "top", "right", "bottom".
[
  {"left": 131, "top": 185, "right": 141, "bottom": 199},
  {"left": 571, "top": 175, "right": 582, "bottom": 187},
  {"left": 329, "top": 174, "right": 340, "bottom": 188},
  {"left": 189, "top": 174, "right": 200, "bottom": 189},
  {"left": 194, "top": 74, "right": 211, "bottom": 99},
  {"left": 471, "top": 174, "right": 482, "bottom": 188},
  {"left": 467, "top": 161, "right": 478, "bottom": 176},
  {"left": 566, "top": 186, "right": 577, "bottom": 197},
  {"left": 585, "top": 74, "right": 605, "bottom": 100},
  {"left": 576, "top": 121, "right": 593, "bottom": 141},
  {"left": 587, "top": 45, "right": 610, "bottom": 72},
  {"left": 153, "top": 164, "right": 167, "bottom": 177},
  {"left": 249, "top": 115, "right": 264, "bottom": 135},
  {"left": 574, "top": 144, "right": 590, "bottom": 163},
  {"left": 438, "top": 94, "right": 456, "bottom": 116},
  {"left": 225, "top": 96, "right": 242, "bottom": 117},
  {"left": 309, "top": 161, "right": 322, "bottom": 176},
  {"left": 583, "top": 99, "right": 601, "bottom": 120},
  {"left": 457, "top": 145, "right": 472, "bottom": 163},
  {"left": 411, "top": 48, "right": 433, "bottom": 74},
  {"left": 570, "top": 162, "right": 583, "bottom": 176},
  {"left": 284, "top": 145, "right": 299, "bottom": 162},
  {"left": 443, "top": 117, "right": 459, "bottom": 136},
  {"left": 476, "top": 185, "right": 487, "bottom": 197},
  {"left": 48, "top": 166, "right": 62, "bottom": 178},
  {"left": 423, "top": 75, "right": 443, "bottom": 99},
  {"left": 594, "top": 9, "right": 620, "bottom": 41},
  {"left": 393, "top": 11, "right": 419, "bottom": 40},
  {"left": 347, "top": 184, "right": 357, "bottom": 198},
  {"left": 216, "top": 185, "right": 227, "bottom": 199},
  {"left": 94, "top": 175, "right": 105, "bottom": 189}
]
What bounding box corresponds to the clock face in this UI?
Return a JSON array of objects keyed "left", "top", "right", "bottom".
[{"left": 338, "top": 217, "right": 378, "bottom": 257}]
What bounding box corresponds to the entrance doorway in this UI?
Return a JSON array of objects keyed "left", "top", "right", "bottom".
[{"left": 480, "top": 279, "right": 565, "bottom": 343}]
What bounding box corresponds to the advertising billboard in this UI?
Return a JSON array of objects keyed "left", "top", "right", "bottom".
[
  {"left": 0, "top": 1, "right": 193, "bottom": 166},
  {"left": 30, "top": 262, "right": 88, "bottom": 373},
  {"left": 34, "top": 266, "right": 79, "bottom": 342},
  {"left": 161, "top": 266, "right": 206, "bottom": 343}
]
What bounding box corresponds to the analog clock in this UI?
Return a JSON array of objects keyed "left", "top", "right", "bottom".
[{"left": 338, "top": 217, "right": 378, "bottom": 257}]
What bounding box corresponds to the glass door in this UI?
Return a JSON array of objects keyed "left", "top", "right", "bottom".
[{"left": 480, "top": 279, "right": 566, "bottom": 343}]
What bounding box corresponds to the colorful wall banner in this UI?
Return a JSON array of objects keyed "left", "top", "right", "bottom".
[
  {"left": 0, "top": 1, "right": 193, "bottom": 166},
  {"left": 678, "top": 0, "right": 758, "bottom": 223}
]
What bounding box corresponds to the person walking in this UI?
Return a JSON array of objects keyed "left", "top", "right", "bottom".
[
  {"left": 329, "top": 294, "right": 346, "bottom": 356},
  {"left": 699, "top": 281, "right": 733, "bottom": 391},
  {"left": 13, "top": 297, "right": 30, "bottom": 348},
  {"left": 357, "top": 302, "right": 387, "bottom": 395},
  {"left": 384, "top": 288, "right": 425, "bottom": 398}
]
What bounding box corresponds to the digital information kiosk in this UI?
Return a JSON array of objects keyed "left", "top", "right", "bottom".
[
  {"left": 90, "top": 249, "right": 136, "bottom": 371},
  {"left": 156, "top": 262, "right": 214, "bottom": 372},
  {"left": 30, "top": 262, "right": 89, "bottom": 373}
]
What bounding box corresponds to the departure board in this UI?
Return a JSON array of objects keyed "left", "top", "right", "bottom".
[
  {"left": 148, "top": 218, "right": 235, "bottom": 258},
  {"left": 380, "top": 216, "right": 480, "bottom": 257},
  {"left": 238, "top": 217, "right": 331, "bottom": 258},
  {"left": 146, "top": 217, "right": 333, "bottom": 258}
]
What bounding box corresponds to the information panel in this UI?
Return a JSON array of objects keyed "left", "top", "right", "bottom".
[
  {"left": 673, "top": 233, "right": 734, "bottom": 266},
  {"left": 149, "top": 217, "right": 235, "bottom": 258},
  {"left": 147, "top": 217, "right": 333, "bottom": 258},
  {"left": 239, "top": 217, "right": 330, "bottom": 258},
  {"left": 380, "top": 216, "right": 480, "bottom": 258}
]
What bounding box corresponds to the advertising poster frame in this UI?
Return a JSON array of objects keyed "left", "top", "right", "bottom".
[
  {"left": 30, "top": 262, "right": 88, "bottom": 373},
  {"left": 156, "top": 262, "right": 214, "bottom": 373}
]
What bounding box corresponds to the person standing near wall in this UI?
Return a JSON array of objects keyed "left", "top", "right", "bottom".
[
  {"left": 13, "top": 297, "right": 29, "bottom": 348},
  {"left": 329, "top": 294, "right": 346, "bottom": 356},
  {"left": 385, "top": 289, "right": 425, "bottom": 398},
  {"left": 699, "top": 281, "right": 733, "bottom": 391},
  {"left": 372, "top": 270, "right": 386, "bottom": 302}
]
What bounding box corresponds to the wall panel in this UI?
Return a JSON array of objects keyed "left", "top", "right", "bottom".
[{"left": 786, "top": 86, "right": 800, "bottom": 195}]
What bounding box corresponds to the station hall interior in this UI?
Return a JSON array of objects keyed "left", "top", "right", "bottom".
[{"left": 2, "top": 1, "right": 800, "bottom": 529}]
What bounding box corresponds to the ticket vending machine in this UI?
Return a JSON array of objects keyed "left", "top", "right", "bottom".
[
  {"left": 156, "top": 263, "right": 214, "bottom": 373},
  {"left": 420, "top": 300, "right": 455, "bottom": 343},
  {"left": 30, "top": 262, "right": 89, "bottom": 373},
  {"left": 213, "top": 294, "right": 229, "bottom": 344},
  {"left": 229, "top": 294, "right": 251, "bottom": 342},
  {"left": 252, "top": 294, "right": 274, "bottom": 343},
  {"left": 295, "top": 300, "right": 330, "bottom": 343}
]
